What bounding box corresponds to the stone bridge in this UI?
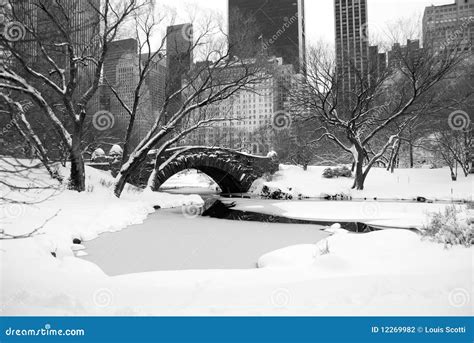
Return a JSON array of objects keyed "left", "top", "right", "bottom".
[
  {"left": 143, "top": 147, "right": 279, "bottom": 193},
  {"left": 91, "top": 147, "right": 279, "bottom": 194}
]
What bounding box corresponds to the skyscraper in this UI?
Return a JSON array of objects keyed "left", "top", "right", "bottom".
[
  {"left": 228, "top": 0, "right": 306, "bottom": 74},
  {"left": 8, "top": 0, "right": 100, "bottom": 95},
  {"left": 165, "top": 23, "right": 193, "bottom": 121},
  {"left": 182, "top": 57, "right": 294, "bottom": 155},
  {"left": 102, "top": 38, "right": 158, "bottom": 147},
  {"left": 334, "top": 0, "right": 369, "bottom": 95},
  {"left": 423, "top": 0, "right": 474, "bottom": 53}
]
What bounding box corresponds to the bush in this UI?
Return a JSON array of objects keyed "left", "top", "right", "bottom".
[
  {"left": 322, "top": 166, "right": 352, "bottom": 179},
  {"left": 261, "top": 185, "right": 293, "bottom": 200},
  {"left": 335, "top": 166, "right": 352, "bottom": 178},
  {"left": 322, "top": 168, "right": 335, "bottom": 178},
  {"left": 422, "top": 206, "right": 473, "bottom": 248}
]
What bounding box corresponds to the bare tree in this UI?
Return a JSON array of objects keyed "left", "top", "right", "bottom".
[
  {"left": 290, "top": 30, "right": 470, "bottom": 190},
  {"left": 112, "top": 15, "right": 268, "bottom": 196},
  {"left": 0, "top": 0, "right": 148, "bottom": 191}
]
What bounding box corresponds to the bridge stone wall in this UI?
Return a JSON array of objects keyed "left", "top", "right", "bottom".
[{"left": 127, "top": 147, "right": 279, "bottom": 193}]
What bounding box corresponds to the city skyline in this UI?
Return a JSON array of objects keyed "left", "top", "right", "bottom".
[{"left": 160, "top": 0, "right": 453, "bottom": 46}]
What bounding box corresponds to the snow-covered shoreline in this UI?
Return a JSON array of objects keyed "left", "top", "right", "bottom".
[{"left": 250, "top": 165, "right": 474, "bottom": 202}]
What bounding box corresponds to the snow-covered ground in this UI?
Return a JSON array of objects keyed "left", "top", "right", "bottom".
[
  {"left": 160, "top": 169, "right": 218, "bottom": 191},
  {"left": 232, "top": 199, "right": 463, "bottom": 229},
  {"left": 1, "top": 162, "right": 472, "bottom": 316},
  {"left": 251, "top": 165, "right": 473, "bottom": 202}
]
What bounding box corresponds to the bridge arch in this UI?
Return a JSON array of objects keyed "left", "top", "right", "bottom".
[{"left": 147, "top": 147, "right": 279, "bottom": 194}]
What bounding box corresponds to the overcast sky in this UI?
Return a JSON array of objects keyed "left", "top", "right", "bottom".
[{"left": 157, "top": 0, "right": 452, "bottom": 45}]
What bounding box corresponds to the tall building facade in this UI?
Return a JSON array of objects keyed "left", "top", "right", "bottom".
[
  {"left": 387, "top": 39, "right": 423, "bottom": 67},
  {"left": 182, "top": 57, "right": 294, "bottom": 155},
  {"left": 102, "top": 39, "right": 159, "bottom": 147},
  {"left": 334, "top": 0, "right": 369, "bottom": 95},
  {"left": 166, "top": 23, "right": 193, "bottom": 121},
  {"left": 423, "top": 0, "right": 474, "bottom": 52},
  {"left": 228, "top": 0, "right": 306, "bottom": 74},
  {"left": 7, "top": 0, "right": 100, "bottom": 99}
]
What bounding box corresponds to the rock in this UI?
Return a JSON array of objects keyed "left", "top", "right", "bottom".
[
  {"left": 73, "top": 238, "right": 82, "bottom": 244},
  {"left": 109, "top": 144, "right": 123, "bottom": 157},
  {"left": 202, "top": 199, "right": 236, "bottom": 219},
  {"left": 91, "top": 148, "right": 106, "bottom": 161}
]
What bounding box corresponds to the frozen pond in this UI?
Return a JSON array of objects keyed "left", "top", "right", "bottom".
[{"left": 81, "top": 207, "right": 329, "bottom": 276}]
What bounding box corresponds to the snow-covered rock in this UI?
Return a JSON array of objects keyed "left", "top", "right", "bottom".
[
  {"left": 109, "top": 144, "right": 123, "bottom": 157},
  {"left": 267, "top": 150, "right": 278, "bottom": 158},
  {"left": 91, "top": 148, "right": 106, "bottom": 161}
]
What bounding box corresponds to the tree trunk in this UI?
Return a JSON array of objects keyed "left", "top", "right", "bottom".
[
  {"left": 388, "top": 140, "right": 401, "bottom": 173},
  {"left": 68, "top": 123, "right": 85, "bottom": 191},
  {"left": 409, "top": 141, "right": 414, "bottom": 168},
  {"left": 121, "top": 117, "right": 136, "bottom": 168},
  {"left": 352, "top": 148, "right": 366, "bottom": 190},
  {"left": 147, "top": 169, "right": 159, "bottom": 191},
  {"left": 114, "top": 151, "right": 149, "bottom": 197}
]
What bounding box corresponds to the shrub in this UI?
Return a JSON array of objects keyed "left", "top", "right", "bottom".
[
  {"left": 335, "top": 166, "right": 352, "bottom": 178},
  {"left": 422, "top": 206, "right": 473, "bottom": 248},
  {"left": 322, "top": 166, "right": 352, "bottom": 179},
  {"left": 322, "top": 168, "right": 335, "bottom": 179},
  {"left": 261, "top": 185, "right": 293, "bottom": 200}
]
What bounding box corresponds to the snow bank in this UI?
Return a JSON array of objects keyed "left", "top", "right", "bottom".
[
  {"left": 2, "top": 228, "right": 470, "bottom": 316},
  {"left": 1, "top": 162, "right": 472, "bottom": 316},
  {"left": 231, "top": 199, "right": 464, "bottom": 229},
  {"left": 252, "top": 165, "right": 473, "bottom": 201},
  {"left": 1, "top": 163, "right": 202, "bottom": 258}
]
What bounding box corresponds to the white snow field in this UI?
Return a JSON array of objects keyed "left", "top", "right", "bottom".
[
  {"left": 0, "top": 162, "right": 472, "bottom": 316},
  {"left": 251, "top": 165, "right": 473, "bottom": 202}
]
